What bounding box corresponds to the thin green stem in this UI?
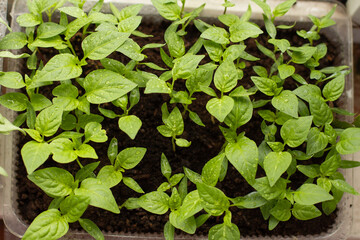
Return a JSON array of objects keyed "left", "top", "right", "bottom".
[
  {"left": 171, "top": 137, "right": 176, "bottom": 152},
  {"left": 66, "top": 40, "right": 76, "bottom": 56},
  {"left": 76, "top": 158, "right": 84, "bottom": 168}
]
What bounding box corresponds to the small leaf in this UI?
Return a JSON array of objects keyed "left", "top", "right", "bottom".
[
  {"left": 144, "top": 77, "right": 171, "bottom": 94},
  {"left": 331, "top": 179, "right": 359, "bottom": 195},
  {"left": 21, "top": 141, "right": 51, "bottom": 174},
  {"left": 271, "top": 90, "right": 298, "bottom": 118},
  {"left": 294, "top": 184, "right": 333, "bottom": 205},
  {"left": 264, "top": 151, "right": 292, "bottom": 187},
  {"left": 336, "top": 128, "right": 360, "bottom": 154},
  {"left": 208, "top": 223, "right": 240, "bottom": 240},
  {"left": 278, "top": 64, "right": 295, "bottom": 79},
  {"left": 79, "top": 218, "right": 105, "bottom": 240},
  {"left": 214, "top": 60, "right": 238, "bottom": 93},
  {"left": 60, "top": 195, "right": 90, "bottom": 223},
  {"left": 200, "top": 26, "right": 229, "bottom": 45},
  {"left": 280, "top": 116, "right": 313, "bottom": 148},
  {"left": 118, "top": 115, "right": 142, "bottom": 140},
  {"left": 230, "top": 21, "right": 263, "bottom": 42},
  {"left": 0, "top": 32, "right": 27, "bottom": 50},
  {"left": 138, "top": 191, "right": 170, "bottom": 214},
  {"left": 292, "top": 203, "right": 322, "bottom": 220},
  {"left": 206, "top": 96, "right": 234, "bottom": 122},
  {"left": 115, "top": 147, "right": 147, "bottom": 170},
  {"left": 97, "top": 165, "right": 123, "bottom": 188},
  {"left": 197, "top": 183, "right": 229, "bottom": 216}
]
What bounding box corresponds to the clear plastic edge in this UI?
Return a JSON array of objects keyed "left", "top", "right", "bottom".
[{"left": 1, "top": 0, "right": 355, "bottom": 239}]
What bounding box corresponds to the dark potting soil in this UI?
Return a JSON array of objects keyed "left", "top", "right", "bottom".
[{"left": 15, "top": 18, "right": 341, "bottom": 238}]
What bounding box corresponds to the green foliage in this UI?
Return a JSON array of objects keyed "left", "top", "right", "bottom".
[{"left": 0, "top": 1, "right": 359, "bottom": 239}]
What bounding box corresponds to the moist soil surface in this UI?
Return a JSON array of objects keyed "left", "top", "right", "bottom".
[{"left": 15, "top": 18, "right": 341, "bottom": 237}]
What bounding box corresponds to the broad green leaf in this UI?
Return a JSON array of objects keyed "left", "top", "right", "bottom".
[
  {"left": 16, "top": 13, "right": 41, "bottom": 27},
  {"left": 264, "top": 151, "right": 292, "bottom": 187},
  {"left": 37, "top": 22, "right": 67, "bottom": 39},
  {"left": 280, "top": 116, "right": 313, "bottom": 147},
  {"left": 164, "top": 22, "right": 185, "bottom": 58},
  {"left": 117, "top": 39, "right": 144, "bottom": 61},
  {"left": 317, "top": 177, "right": 332, "bottom": 192},
  {"left": 83, "top": 69, "right": 137, "bottom": 104},
  {"left": 271, "top": 90, "right": 298, "bottom": 118},
  {"left": 169, "top": 212, "right": 196, "bottom": 234},
  {"left": 169, "top": 173, "right": 184, "bottom": 186},
  {"left": 223, "top": 44, "right": 246, "bottom": 62},
  {"left": 75, "top": 144, "right": 98, "bottom": 159},
  {"left": 189, "top": 110, "right": 205, "bottom": 127},
  {"left": 164, "top": 107, "right": 184, "bottom": 135},
  {"left": 292, "top": 203, "right": 321, "bottom": 220},
  {"left": 59, "top": 6, "right": 86, "bottom": 18},
  {"left": 65, "top": 17, "right": 92, "bottom": 40},
  {"left": 60, "top": 195, "right": 90, "bottom": 223},
  {"left": 225, "top": 135, "right": 258, "bottom": 183},
  {"left": 289, "top": 46, "right": 317, "bottom": 64},
  {"left": 231, "top": 192, "right": 267, "bottom": 209},
  {"left": 202, "top": 154, "right": 224, "bottom": 186},
  {"left": 224, "top": 96, "right": 253, "bottom": 130},
  {"left": 164, "top": 221, "right": 175, "bottom": 240},
  {"left": 97, "top": 165, "right": 122, "bottom": 188},
  {"left": 161, "top": 153, "right": 172, "bottom": 179},
  {"left": 331, "top": 179, "right": 359, "bottom": 195},
  {"left": 144, "top": 77, "right": 171, "bottom": 94},
  {"left": 0, "top": 92, "right": 28, "bottom": 111},
  {"left": 0, "top": 113, "right": 24, "bottom": 135},
  {"left": 115, "top": 147, "right": 147, "bottom": 170},
  {"left": 214, "top": 60, "right": 237, "bottom": 93},
  {"left": 84, "top": 122, "right": 107, "bottom": 143},
  {"left": 32, "top": 54, "right": 82, "bottom": 83},
  {"left": 293, "top": 84, "right": 322, "bottom": 102},
  {"left": 21, "top": 141, "right": 51, "bottom": 174},
  {"left": 0, "top": 72, "right": 25, "bottom": 89},
  {"left": 50, "top": 138, "right": 77, "bottom": 163},
  {"left": 30, "top": 94, "right": 52, "bottom": 111},
  {"left": 309, "top": 97, "right": 333, "bottom": 127},
  {"left": 22, "top": 209, "right": 68, "bottom": 240},
  {"left": 0, "top": 32, "right": 27, "bottom": 50},
  {"left": 323, "top": 75, "right": 345, "bottom": 101},
  {"left": 118, "top": 115, "right": 142, "bottom": 140},
  {"left": 197, "top": 183, "right": 229, "bottom": 216},
  {"left": 138, "top": 191, "right": 170, "bottom": 214},
  {"left": 200, "top": 26, "right": 229, "bottom": 45},
  {"left": 273, "top": 0, "right": 296, "bottom": 17},
  {"left": 340, "top": 160, "right": 360, "bottom": 169},
  {"left": 123, "top": 177, "right": 144, "bottom": 193},
  {"left": 177, "top": 190, "right": 203, "bottom": 220},
  {"left": 151, "top": 0, "right": 181, "bottom": 21},
  {"left": 251, "top": 76, "right": 277, "bottom": 96},
  {"left": 118, "top": 15, "right": 142, "bottom": 33},
  {"left": 278, "top": 64, "right": 295, "bottom": 79},
  {"left": 0, "top": 51, "right": 29, "bottom": 59},
  {"left": 208, "top": 223, "right": 240, "bottom": 240},
  {"left": 74, "top": 178, "right": 120, "bottom": 213},
  {"left": 172, "top": 53, "right": 204, "bottom": 80},
  {"left": 306, "top": 127, "right": 328, "bottom": 155},
  {"left": 297, "top": 165, "right": 319, "bottom": 178},
  {"left": 294, "top": 184, "right": 333, "bottom": 205},
  {"left": 28, "top": 167, "right": 74, "bottom": 197},
  {"left": 270, "top": 199, "right": 291, "bottom": 221},
  {"left": 256, "top": 40, "right": 276, "bottom": 60},
  {"left": 75, "top": 162, "right": 100, "bottom": 182},
  {"left": 230, "top": 21, "right": 263, "bottom": 42},
  {"left": 268, "top": 38, "right": 290, "bottom": 53},
  {"left": 29, "top": 36, "right": 67, "bottom": 50},
  {"left": 252, "top": 177, "right": 287, "bottom": 200},
  {"left": 336, "top": 128, "right": 360, "bottom": 154},
  {"left": 206, "top": 96, "right": 234, "bottom": 122},
  {"left": 78, "top": 219, "right": 104, "bottom": 240},
  {"left": 252, "top": 0, "right": 271, "bottom": 17},
  {"left": 83, "top": 31, "right": 130, "bottom": 60},
  {"left": 176, "top": 138, "right": 191, "bottom": 147},
  {"left": 204, "top": 40, "right": 223, "bottom": 62}
]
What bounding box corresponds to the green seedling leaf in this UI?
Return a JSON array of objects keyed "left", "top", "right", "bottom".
[
  {"left": 297, "top": 165, "right": 319, "bottom": 178},
  {"left": 78, "top": 219, "right": 105, "bottom": 240},
  {"left": 309, "top": 97, "right": 333, "bottom": 127},
  {"left": 50, "top": 138, "right": 77, "bottom": 163},
  {"left": 172, "top": 53, "right": 204, "bottom": 80},
  {"left": 0, "top": 51, "right": 29, "bottom": 59},
  {"left": 202, "top": 154, "right": 224, "bottom": 186},
  {"left": 252, "top": 177, "right": 287, "bottom": 200},
  {"left": 268, "top": 39, "right": 290, "bottom": 53},
  {"left": 340, "top": 160, "right": 360, "bottom": 169},
  {"left": 83, "top": 31, "right": 130, "bottom": 60},
  {"left": 107, "top": 138, "right": 118, "bottom": 165},
  {"left": 271, "top": 90, "right": 298, "bottom": 118},
  {"left": 294, "top": 184, "right": 333, "bottom": 205},
  {"left": 0, "top": 92, "right": 28, "bottom": 111},
  {"left": 293, "top": 84, "right": 321, "bottom": 102},
  {"left": 225, "top": 135, "right": 258, "bottom": 183},
  {"left": 176, "top": 190, "right": 203, "bottom": 220},
  {"left": 74, "top": 178, "right": 120, "bottom": 213},
  {"left": 0, "top": 32, "right": 27, "bottom": 50},
  {"left": 117, "top": 39, "right": 144, "bottom": 61},
  {"left": 16, "top": 13, "right": 41, "bottom": 27},
  {"left": 292, "top": 203, "right": 322, "bottom": 220},
  {"left": 224, "top": 96, "right": 253, "bottom": 130},
  {"left": 204, "top": 40, "right": 223, "bottom": 62},
  {"left": 206, "top": 96, "right": 234, "bottom": 122},
  {"left": 115, "top": 147, "right": 147, "bottom": 170},
  {"left": 280, "top": 116, "right": 313, "bottom": 147},
  {"left": 84, "top": 122, "right": 107, "bottom": 143},
  {"left": 60, "top": 195, "right": 90, "bottom": 223},
  {"left": 145, "top": 77, "right": 171, "bottom": 94},
  {"left": 97, "top": 165, "right": 123, "bottom": 188},
  {"left": 306, "top": 127, "right": 328, "bottom": 155},
  {"left": 231, "top": 192, "right": 267, "bottom": 209},
  {"left": 160, "top": 153, "right": 172, "bottom": 179},
  {"left": 331, "top": 179, "right": 359, "bottom": 195},
  {"left": 75, "top": 162, "right": 100, "bottom": 182},
  {"left": 22, "top": 209, "right": 68, "bottom": 240},
  {"left": 123, "top": 177, "right": 144, "bottom": 193},
  {"left": 164, "top": 221, "right": 175, "bottom": 240},
  {"left": 251, "top": 76, "right": 277, "bottom": 96},
  {"left": 59, "top": 6, "right": 86, "bottom": 18},
  {"left": 200, "top": 26, "right": 229, "bottom": 45},
  {"left": 163, "top": 107, "right": 184, "bottom": 136},
  {"left": 289, "top": 46, "right": 317, "bottom": 64},
  {"left": 208, "top": 223, "right": 240, "bottom": 240},
  {"left": 83, "top": 69, "right": 137, "bottom": 104},
  {"left": 37, "top": 22, "right": 67, "bottom": 39},
  {"left": 278, "top": 64, "right": 295, "bottom": 79},
  {"left": 28, "top": 167, "right": 74, "bottom": 197},
  {"left": 118, "top": 115, "right": 142, "bottom": 140},
  {"left": 169, "top": 211, "right": 196, "bottom": 234},
  {"left": 214, "top": 60, "right": 237, "bottom": 93},
  {"left": 151, "top": 0, "right": 180, "bottom": 21},
  {"left": 176, "top": 138, "right": 191, "bottom": 147},
  {"left": 0, "top": 72, "right": 25, "bottom": 89},
  {"left": 323, "top": 75, "right": 345, "bottom": 101},
  {"left": 270, "top": 199, "right": 291, "bottom": 221},
  {"left": 273, "top": 0, "right": 296, "bottom": 17},
  {"left": 264, "top": 151, "right": 292, "bottom": 187},
  {"left": 165, "top": 22, "right": 185, "bottom": 58},
  {"left": 197, "top": 183, "right": 229, "bottom": 216},
  {"left": 138, "top": 191, "right": 170, "bottom": 214},
  {"left": 252, "top": 0, "right": 271, "bottom": 18},
  {"left": 21, "top": 141, "right": 51, "bottom": 174},
  {"left": 230, "top": 21, "right": 263, "bottom": 42}
]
